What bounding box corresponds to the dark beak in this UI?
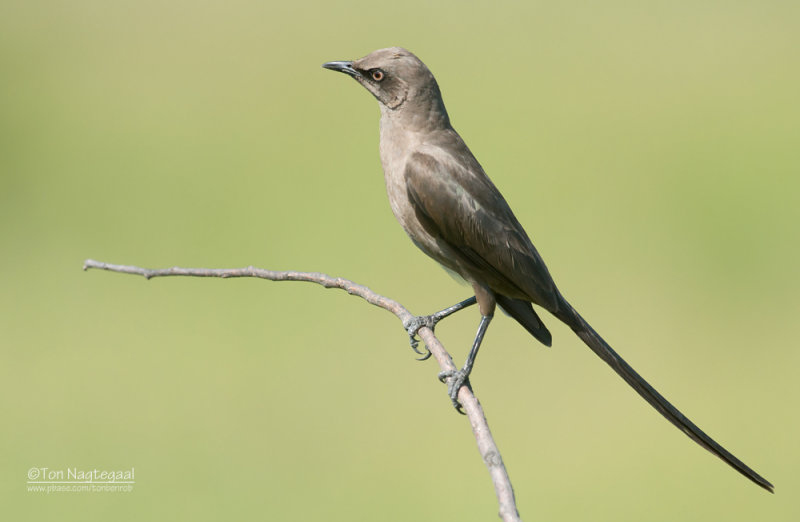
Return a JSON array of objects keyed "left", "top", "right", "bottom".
[{"left": 322, "top": 60, "right": 359, "bottom": 78}]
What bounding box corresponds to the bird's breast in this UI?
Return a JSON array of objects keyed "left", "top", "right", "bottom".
[{"left": 379, "top": 117, "right": 444, "bottom": 261}]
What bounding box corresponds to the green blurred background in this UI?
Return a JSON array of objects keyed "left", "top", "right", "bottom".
[{"left": 2, "top": 1, "right": 798, "bottom": 520}]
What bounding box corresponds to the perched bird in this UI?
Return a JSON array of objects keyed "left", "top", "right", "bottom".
[{"left": 323, "top": 47, "right": 773, "bottom": 492}]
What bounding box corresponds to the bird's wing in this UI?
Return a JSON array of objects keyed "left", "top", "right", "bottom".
[{"left": 404, "top": 150, "right": 559, "bottom": 311}]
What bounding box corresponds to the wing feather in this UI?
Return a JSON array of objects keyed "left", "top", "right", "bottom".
[{"left": 404, "top": 150, "right": 559, "bottom": 311}]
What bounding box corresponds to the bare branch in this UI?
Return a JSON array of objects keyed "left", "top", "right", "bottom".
[{"left": 83, "top": 258, "right": 521, "bottom": 521}]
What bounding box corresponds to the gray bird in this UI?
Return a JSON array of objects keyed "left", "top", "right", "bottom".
[{"left": 323, "top": 47, "right": 772, "bottom": 492}]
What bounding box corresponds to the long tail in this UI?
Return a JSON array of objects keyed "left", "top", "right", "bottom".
[{"left": 554, "top": 299, "right": 773, "bottom": 492}]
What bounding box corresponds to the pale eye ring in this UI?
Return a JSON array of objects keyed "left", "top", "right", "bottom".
[{"left": 371, "top": 69, "right": 385, "bottom": 82}]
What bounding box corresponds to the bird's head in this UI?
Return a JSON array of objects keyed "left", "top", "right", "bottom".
[{"left": 323, "top": 47, "right": 446, "bottom": 119}]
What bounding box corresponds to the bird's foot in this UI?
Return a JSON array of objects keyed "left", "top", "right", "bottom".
[
  {"left": 402, "top": 298, "right": 478, "bottom": 361},
  {"left": 437, "top": 369, "right": 471, "bottom": 414},
  {"left": 403, "top": 314, "right": 439, "bottom": 360}
]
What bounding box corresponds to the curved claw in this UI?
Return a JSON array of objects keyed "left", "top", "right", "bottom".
[
  {"left": 437, "top": 369, "right": 469, "bottom": 414},
  {"left": 409, "top": 334, "right": 433, "bottom": 360},
  {"left": 415, "top": 347, "right": 432, "bottom": 361},
  {"left": 405, "top": 314, "right": 439, "bottom": 360},
  {"left": 409, "top": 336, "right": 425, "bottom": 355},
  {"left": 438, "top": 369, "right": 454, "bottom": 383}
]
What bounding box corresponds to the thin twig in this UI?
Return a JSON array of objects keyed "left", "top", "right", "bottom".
[{"left": 83, "top": 258, "right": 521, "bottom": 521}]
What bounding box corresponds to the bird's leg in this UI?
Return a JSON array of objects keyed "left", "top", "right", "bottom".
[
  {"left": 403, "top": 296, "right": 477, "bottom": 359},
  {"left": 438, "top": 313, "right": 493, "bottom": 413}
]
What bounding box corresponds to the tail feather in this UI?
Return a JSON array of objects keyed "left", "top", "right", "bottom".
[
  {"left": 496, "top": 294, "right": 552, "bottom": 346},
  {"left": 555, "top": 300, "right": 773, "bottom": 493}
]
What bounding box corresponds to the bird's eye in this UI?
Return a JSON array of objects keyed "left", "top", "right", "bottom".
[{"left": 371, "top": 69, "right": 385, "bottom": 82}]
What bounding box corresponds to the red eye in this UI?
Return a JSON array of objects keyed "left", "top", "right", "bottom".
[{"left": 371, "top": 69, "right": 385, "bottom": 81}]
